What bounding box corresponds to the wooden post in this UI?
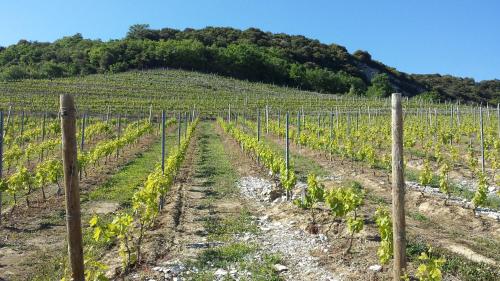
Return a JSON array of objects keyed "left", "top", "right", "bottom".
[
  {"left": 329, "top": 110, "right": 333, "bottom": 140},
  {"left": 265, "top": 105, "right": 269, "bottom": 134},
  {"left": 106, "top": 106, "right": 110, "bottom": 124},
  {"left": 149, "top": 104, "right": 153, "bottom": 124},
  {"left": 317, "top": 112, "right": 321, "bottom": 138},
  {"left": 20, "top": 111, "right": 25, "bottom": 138},
  {"left": 184, "top": 112, "right": 188, "bottom": 137},
  {"left": 161, "top": 110, "right": 166, "bottom": 173},
  {"left": 257, "top": 108, "right": 261, "bottom": 142},
  {"left": 177, "top": 112, "right": 181, "bottom": 146},
  {"left": 159, "top": 110, "right": 166, "bottom": 209},
  {"left": 278, "top": 110, "right": 281, "bottom": 130},
  {"left": 285, "top": 112, "right": 290, "bottom": 200},
  {"left": 60, "top": 94, "right": 85, "bottom": 281},
  {"left": 297, "top": 111, "right": 301, "bottom": 144},
  {"left": 450, "top": 106, "right": 454, "bottom": 145},
  {"left": 0, "top": 111, "right": 3, "bottom": 225},
  {"left": 497, "top": 104, "right": 499, "bottom": 139},
  {"left": 42, "top": 112, "right": 47, "bottom": 141},
  {"left": 336, "top": 107, "right": 339, "bottom": 130},
  {"left": 391, "top": 93, "right": 406, "bottom": 280},
  {"left": 79, "top": 113, "right": 86, "bottom": 180},
  {"left": 480, "top": 105, "right": 485, "bottom": 173},
  {"left": 80, "top": 113, "right": 86, "bottom": 151},
  {"left": 3, "top": 106, "right": 11, "bottom": 138},
  {"left": 116, "top": 114, "right": 121, "bottom": 158},
  {"left": 356, "top": 108, "right": 359, "bottom": 131}
]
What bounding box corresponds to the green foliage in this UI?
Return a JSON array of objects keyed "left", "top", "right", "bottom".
[
  {"left": 418, "top": 90, "right": 440, "bottom": 102},
  {"left": 325, "top": 184, "right": 363, "bottom": 218},
  {"left": 219, "top": 118, "right": 297, "bottom": 193},
  {"left": 83, "top": 254, "right": 109, "bottom": 281},
  {"left": 366, "top": 73, "right": 393, "bottom": 97},
  {"left": 353, "top": 50, "right": 372, "bottom": 62},
  {"left": 438, "top": 162, "right": 450, "bottom": 200},
  {"left": 325, "top": 183, "right": 364, "bottom": 252},
  {"left": 472, "top": 172, "right": 488, "bottom": 210},
  {"left": 415, "top": 247, "right": 446, "bottom": 281},
  {"left": 293, "top": 173, "right": 325, "bottom": 223},
  {"left": 419, "top": 159, "right": 433, "bottom": 187},
  {"left": 0, "top": 65, "right": 29, "bottom": 81},
  {"left": 0, "top": 26, "right": 497, "bottom": 102},
  {"left": 374, "top": 206, "right": 393, "bottom": 265}
]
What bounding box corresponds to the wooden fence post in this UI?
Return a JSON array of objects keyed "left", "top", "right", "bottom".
[
  {"left": 297, "top": 111, "right": 301, "bottom": 145},
  {"left": 497, "top": 103, "right": 499, "bottom": 139},
  {"left": 106, "top": 105, "right": 110, "bottom": 124},
  {"left": 42, "top": 112, "right": 47, "bottom": 141},
  {"left": 0, "top": 111, "right": 3, "bottom": 225},
  {"left": 265, "top": 105, "right": 269, "bottom": 134},
  {"left": 149, "top": 104, "right": 153, "bottom": 124},
  {"left": 177, "top": 112, "right": 181, "bottom": 146},
  {"left": 79, "top": 113, "right": 86, "bottom": 180},
  {"left": 329, "top": 110, "right": 334, "bottom": 140},
  {"left": 160, "top": 110, "right": 166, "bottom": 209},
  {"left": 391, "top": 93, "right": 406, "bottom": 280},
  {"left": 285, "top": 112, "right": 290, "bottom": 200},
  {"left": 257, "top": 108, "right": 261, "bottom": 142},
  {"left": 480, "top": 105, "right": 485, "bottom": 173},
  {"left": 60, "top": 94, "right": 85, "bottom": 281},
  {"left": 20, "top": 111, "right": 25, "bottom": 139},
  {"left": 80, "top": 113, "right": 86, "bottom": 152},
  {"left": 116, "top": 114, "right": 121, "bottom": 158},
  {"left": 184, "top": 112, "right": 188, "bottom": 137},
  {"left": 3, "top": 105, "right": 11, "bottom": 138}
]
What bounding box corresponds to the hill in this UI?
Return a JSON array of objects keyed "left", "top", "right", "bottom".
[{"left": 0, "top": 25, "right": 498, "bottom": 103}]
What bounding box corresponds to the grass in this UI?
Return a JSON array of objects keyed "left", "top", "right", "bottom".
[
  {"left": 204, "top": 209, "right": 259, "bottom": 241},
  {"left": 24, "top": 251, "right": 67, "bottom": 281},
  {"left": 364, "top": 190, "right": 389, "bottom": 205},
  {"left": 83, "top": 142, "right": 161, "bottom": 207},
  {"left": 183, "top": 121, "right": 283, "bottom": 281},
  {"left": 406, "top": 239, "right": 500, "bottom": 281},
  {"left": 408, "top": 211, "right": 429, "bottom": 222},
  {"left": 194, "top": 122, "right": 239, "bottom": 198}
]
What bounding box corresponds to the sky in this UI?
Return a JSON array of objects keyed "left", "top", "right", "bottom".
[{"left": 0, "top": 0, "right": 499, "bottom": 81}]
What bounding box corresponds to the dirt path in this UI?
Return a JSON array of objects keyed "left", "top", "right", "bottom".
[{"left": 128, "top": 122, "right": 342, "bottom": 281}]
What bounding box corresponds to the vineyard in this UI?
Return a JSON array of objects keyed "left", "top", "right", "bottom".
[{"left": 0, "top": 69, "right": 499, "bottom": 281}]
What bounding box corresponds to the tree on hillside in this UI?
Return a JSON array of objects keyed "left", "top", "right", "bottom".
[
  {"left": 366, "top": 73, "right": 393, "bottom": 97},
  {"left": 353, "top": 50, "right": 372, "bottom": 62},
  {"left": 127, "top": 24, "right": 160, "bottom": 41},
  {"left": 0, "top": 65, "right": 29, "bottom": 81}
]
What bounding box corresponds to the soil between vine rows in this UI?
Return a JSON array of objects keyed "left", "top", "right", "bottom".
[{"left": 0, "top": 129, "right": 166, "bottom": 280}]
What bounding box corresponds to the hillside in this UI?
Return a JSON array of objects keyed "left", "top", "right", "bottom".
[{"left": 0, "top": 25, "right": 498, "bottom": 103}]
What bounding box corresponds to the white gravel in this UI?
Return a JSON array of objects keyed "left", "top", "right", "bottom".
[{"left": 236, "top": 176, "right": 342, "bottom": 281}]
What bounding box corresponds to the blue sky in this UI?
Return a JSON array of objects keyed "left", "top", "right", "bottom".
[{"left": 1, "top": 0, "right": 499, "bottom": 81}]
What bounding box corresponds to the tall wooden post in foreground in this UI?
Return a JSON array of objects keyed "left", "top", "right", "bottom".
[
  {"left": 60, "top": 94, "right": 85, "bottom": 281},
  {"left": 159, "top": 110, "right": 166, "bottom": 210},
  {"left": 391, "top": 93, "right": 406, "bottom": 280}
]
